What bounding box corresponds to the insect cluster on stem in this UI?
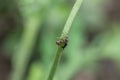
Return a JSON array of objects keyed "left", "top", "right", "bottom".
[{"left": 56, "top": 36, "right": 68, "bottom": 49}]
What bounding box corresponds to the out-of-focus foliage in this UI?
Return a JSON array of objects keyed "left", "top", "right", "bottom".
[{"left": 1, "top": 0, "right": 120, "bottom": 80}]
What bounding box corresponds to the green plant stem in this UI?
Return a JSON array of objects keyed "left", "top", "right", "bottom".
[
  {"left": 61, "top": 0, "right": 83, "bottom": 38},
  {"left": 48, "top": 47, "right": 63, "bottom": 80},
  {"left": 10, "top": 18, "right": 42, "bottom": 80},
  {"left": 47, "top": 0, "right": 83, "bottom": 80}
]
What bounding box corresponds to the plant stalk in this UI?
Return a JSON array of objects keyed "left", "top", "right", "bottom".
[
  {"left": 10, "top": 18, "right": 41, "bottom": 80},
  {"left": 47, "top": 0, "right": 83, "bottom": 80}
]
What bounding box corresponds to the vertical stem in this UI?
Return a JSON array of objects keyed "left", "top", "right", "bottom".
[
  {"left": 47, "top": 0, "right": 83, "bottom": 80},
  {"left": 11, "top": 18, "right": 41, "bottom": 80},
  {"left": 48, "top": 47, "right": 63, "bottom": 80},
  {"left": 61, "top": 0, "right": 83, "bottom": 38}
]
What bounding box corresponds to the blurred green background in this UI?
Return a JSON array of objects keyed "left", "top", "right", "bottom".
[{"left": 0, "top": 0, "right": 120, "bottom": 80}]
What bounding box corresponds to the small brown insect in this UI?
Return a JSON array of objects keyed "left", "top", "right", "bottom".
[{"left": 56, "top": 36, "right": 68, "bottom": 49}]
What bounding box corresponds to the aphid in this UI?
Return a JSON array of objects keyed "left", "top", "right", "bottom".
[{"left": 56, "top": 36, "right": 68, "bottom": 49}]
